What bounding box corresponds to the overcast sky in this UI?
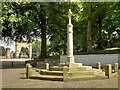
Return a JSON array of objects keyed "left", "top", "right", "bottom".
[{"left": 0, "top": 40, "right": 15, "bottom": 52}]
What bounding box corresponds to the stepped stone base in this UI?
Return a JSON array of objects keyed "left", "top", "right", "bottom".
[
  {"left": 58, "top": 63, "right": 82, "bottom": 68},
  {"left": 28, "top": 62, "right": 118, "bottom": 81}
]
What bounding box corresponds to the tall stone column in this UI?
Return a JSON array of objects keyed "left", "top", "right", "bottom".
[
  {"left": 15, "top": 42, "right": 19, "bottom": 58},
  {"left": 67, "top": 9, "right": 75, "bottom": 64},
  {"left": 29, "top": 42, "right": 32, "bottom": 59}
]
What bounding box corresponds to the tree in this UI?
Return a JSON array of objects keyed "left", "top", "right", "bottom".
[
  {"left": 1, "top": 2, "right": 36, "bottom": 42},
  {"left": 87, "top": 2, "right": 92, "bottom": 52},
  {"left": 24, "top": 3, "right": 48, "bottom": 59},
  {"left": 0, "top": 46, "right": 6, "bottom": 56},
  {"left": 2, "top": 2, "right": 48, "bottom": 59},
  {"left": 47, "top": 2, "right": 84, "bottom": 54},
  {"left": 32, "top": 41, "right": 41, "bottom": 58},
  {"left": 92, "top": 2, "right": 120, "bottom": 49},
  {"left": 20, "top": 47, "right": 29, "bottom": 56},
  {"left": 1, "top": 2, "right": 120, "bottom": 56},
  {"left": 39, "top": 4, "right": 47, "bottom": 59}
]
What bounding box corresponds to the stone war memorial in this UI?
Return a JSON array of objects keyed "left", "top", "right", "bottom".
[{"left": 25, "top": 9, "right": 118, "bottom": 81}]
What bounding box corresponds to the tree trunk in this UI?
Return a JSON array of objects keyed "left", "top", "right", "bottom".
[
  {"left": 40, "top": 25, "right": 46, "bottom": 60},
  {"left": 97, "top": 17, "right": 103, "bottom": 50},
  {"left": 39, "top": 6, "right": 47, "bottom": 60},
  {"left": 87, "top": 2, "right": 92, "bottom": 52}
]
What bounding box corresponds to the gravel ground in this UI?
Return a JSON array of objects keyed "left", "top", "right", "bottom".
[{"left": 1, "top": 61, "right": 119, "bottom": 88}]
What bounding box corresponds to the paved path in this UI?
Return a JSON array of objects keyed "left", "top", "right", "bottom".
[{"left": 1, "top": 61, "right": 119, "bottom": 88}]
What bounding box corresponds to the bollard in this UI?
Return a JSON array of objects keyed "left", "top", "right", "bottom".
[
  {"left": 96, "top": 62, "right": 101, "bottom": 69},
  {"left": 63, "top": 66, "right": 68, "bottom": 81},
  {"left": 105, "top": 64, "right": 112, "bottom": 79},
  {"left": 26, "top": 63, "right": 32, "bottom": 79},
  {"left": 45, "top": 63, "right": 49, "bottom": 70},
  {"left": 114, "top": 63, "right": 118, "bottom": 73}
]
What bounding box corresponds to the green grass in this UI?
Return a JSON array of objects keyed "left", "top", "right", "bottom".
[{"left": 105, "top": 47, "right": 120, "bottom": 50}]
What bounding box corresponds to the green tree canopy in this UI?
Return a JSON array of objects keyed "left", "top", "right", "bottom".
[
  {"left": 32, "top": 41, "right": 41, "bottom": 57},
  {"left": 1, "top": 2, "right": 120, "bottom": 57},
  {"left": 20, "top": 47, "right": 29, "bottom": 55},
  {"left": 0, "top": 46, "right": 6, "bottom": 56}
]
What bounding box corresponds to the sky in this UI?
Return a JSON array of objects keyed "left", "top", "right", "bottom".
[{"left": 0, "top": 40, "right": 15, "bottom": 52}]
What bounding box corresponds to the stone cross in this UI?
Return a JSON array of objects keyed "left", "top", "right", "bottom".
[
  {"left": 68, "top": 9, "right": 73, "bottom": 24},
  {"left": 67, "top": 9, "right": 75, "bottom": 65}
]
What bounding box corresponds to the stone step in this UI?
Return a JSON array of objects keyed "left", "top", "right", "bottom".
[
  {"left": 40, "top": 69, "right": 63, "bottom": 76},
  {"left": 66, "top": 66, "right": 92, "bottom": 72},
  {"left": 30, "top": 74, "right": 63, "bottom": 81},
  {"left": 68, "top": 71, "right": 95, "bottom": 76},
  {"left": 30, "top": 74, "right": 108, "bottom": 81},
  {"left": 58, "top": 63, "right": 83, "bottom": 68},
  {"left": 91, "top": 68, "right": 106, "bottom": 77},
  {"left": 68, "top": 75, "right": 96, "bottom": 80},
  {"left": 40, "top": 69, "right": 100, "bottom": 76},
  {"left": 92, "top": 68, "right": 103, "bottom": 73},
  {"left": 50, "top": 66, "right": 63, "bottom": 71},
  {"left": 40, "top": 69, "right": 99, "bottom": 76},
  {"left": 92, "top": 68, "right": 102, "bottom": 71},
  {"left": 68, "top": 75, "right": 108, "bottom": 80},
  {"left": 29, "top": 71, "right": 108, "bottom": 81},
  {"left": 30, "top": 74, "right": 107, "bottom": 81},
  {"left": 95, "top": 71, "right": 105, "bottom": 77},
  {"left": 78, "top": 66, "right": 92, "bottom": 71},
  {"left": 58, "top": 63, "right": 68, "bottom": 67},
  {"left": 50, "top": 65, "right": 92, "bottom": 71}
]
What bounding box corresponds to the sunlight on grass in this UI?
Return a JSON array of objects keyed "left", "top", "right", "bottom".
[{"left": 105, "top": 47, "right": 120, "bottom": 50}]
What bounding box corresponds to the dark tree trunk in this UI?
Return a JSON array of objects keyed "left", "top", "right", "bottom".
[
  {"left": 97, "top": 17, "right": 103, "bottom": 50},
  {"left": 40, "top": 25, "right": 46, "bottom": 60},
  {"left": 87, "top": 2, "right": 92, "bottom": 52},
  {"left": 39, "top": 6, "right": 47, "bottom": 60}
]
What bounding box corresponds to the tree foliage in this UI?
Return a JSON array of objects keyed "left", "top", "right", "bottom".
[
  {"left": 1, "top": 2, "right": 36, "bottom": 41},
  {"left": 0, "top": 46, "right": 6, "bottom": 56},
  {"left": 1, "top": 2, "right": 120, "bottom": 57},
  {"left": 20, "top": 47, "right": 29, "bottom": 55},
  {"left": 32, "top": 41, "right": 41, "bottom": 58}
]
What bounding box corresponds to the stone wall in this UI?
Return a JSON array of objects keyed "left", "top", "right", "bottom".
[{"left": 60, "top": 54, "right": 119, "bottom": 67}]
